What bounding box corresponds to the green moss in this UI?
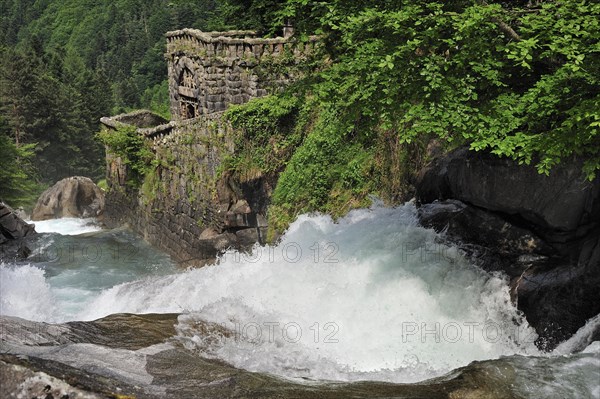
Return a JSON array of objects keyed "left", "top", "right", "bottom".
[
  {"left": 141, "top": 167, "right": 160, "bottom": 205},
  {"left": 97, "top": 179, "right": 108, "bottom": 191},
  {"left": 225, "top": 88, "right": 431, "bottom": 239},
  {"left": 97, "top": 125, "right": 156, "bottom": 187},
  {"left": 224, "top": 93, "right": 304, "bottom": 182}
]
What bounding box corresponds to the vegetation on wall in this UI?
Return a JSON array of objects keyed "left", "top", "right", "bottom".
[
  {"left": 224, "top": 94, "right": 303, "bottom": 181},
  {"left": 225, "top": 86, "right": 425, "bottom": 237},
  {"left": 97, "top": 125, "right": 156, "bottom": 187}
]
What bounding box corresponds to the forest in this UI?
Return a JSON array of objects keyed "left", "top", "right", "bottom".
[{"left": 1, "top": 0, "right": 598, "bottom": 218}]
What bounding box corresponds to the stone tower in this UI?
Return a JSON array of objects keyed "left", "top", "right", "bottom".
[{"left": 165, "top": 29, "right": 315, "bottom": 121}]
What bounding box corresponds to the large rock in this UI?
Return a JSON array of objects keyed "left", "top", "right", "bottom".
[
  {"left": 32, "top": 176, "right": 105, "bottom": 221},
  {"left": 415, "top": 148, "right": 600, "bottom": 350},
  {"left": 0, "top": 314, "right": 545, "bottom": 399},
  {"left": 0, "top": 202, "right": 36, "bottom": 261},
  {"left": 514, "top": 235, "right": 600, "bottom": 350},
  {"left": 418, "top": 199, "right": 552, "bottom": 277},
  {"left": 417, "top": 148, "right": 599, "bottom": 243}
]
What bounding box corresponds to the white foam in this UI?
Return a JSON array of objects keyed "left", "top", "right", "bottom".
[
  {"left": 31, "top": 218, "right": 102, "bottom": 235},
  {"left": 505, "top": 346, "right": 600, "bottom": 399},
  {"left": 78, "top": 204, "right": 540, "bottom": 383},
  {"left": 0, "top": 263, "right": 58, "bottom": 322},
  {"left": 582, "top": 341, "right": 600, "bottom": 354},
  {"left": 554, "top": 314, "right": 600, "bottom": 355}
]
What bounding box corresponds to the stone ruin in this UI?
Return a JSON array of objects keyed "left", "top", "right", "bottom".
[
  {"left": 165, "top": 29, "right": 317, "bottom": 119},
  {"left": 99, "top": 29, "right": 317, "bottom": 265}
]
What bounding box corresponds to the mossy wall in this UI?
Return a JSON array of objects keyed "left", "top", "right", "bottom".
[{"left": 102, "top": 113, "right": 269, "bottom": 267}]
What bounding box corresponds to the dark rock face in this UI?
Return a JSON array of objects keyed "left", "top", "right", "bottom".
[
  {"left": 0, "top": 202, "right": 36, "bottom": 261},
  {"left": 416, "top": 147, "right": 600, "bottom": 350},
  {"left": 32, "top": 177, "right": 105, "bottom": 221},
  {"left": 515, "top": 235, "right": 600, "bottom": 349},
  {"left": 418, "top": 199, "right": 552, "bottom": 277},
  {"left": 418, "top": 148, "right": 599, "bottom": 243}
]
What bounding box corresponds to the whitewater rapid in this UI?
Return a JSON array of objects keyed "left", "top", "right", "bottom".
[
  {"left": 1, "top": 218, "right": 175, "bottom": 322},
  {"left": 31, "top": 217, "right": 104, "bottom": 235},
  {"left": 1, "top": 205, "right": 545, "bottom": 383},
  {"left": 1, "top": 204, "right": 598, "bottom": 390}
]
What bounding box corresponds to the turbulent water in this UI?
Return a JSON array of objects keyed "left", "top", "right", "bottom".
[
  {"left": 1, "top": 206, "right": 599, "bottom": 396},
  {"left": 1, "top": 218, "right": 176, "bottom": 321}
]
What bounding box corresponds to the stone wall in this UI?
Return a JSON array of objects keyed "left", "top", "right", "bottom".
[
  {"left": 165, "top": 29, "right": 317, "bottom": 119},
  {"left": 102, "top": 110, "right": 270, "bottom": 266}
]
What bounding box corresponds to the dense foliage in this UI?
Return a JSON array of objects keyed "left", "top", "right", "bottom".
[
  {"left": 0, "top": 43, "right": 110, "bottom": 185},
  {"left": 1, "top": 0, "right": 226, "bottom": 113},
  {"left": 223, "top": 0, "right": 600, "bottom": 233},
  {"left": 1, "top": 0, "right": 598, "bottom": 220}
]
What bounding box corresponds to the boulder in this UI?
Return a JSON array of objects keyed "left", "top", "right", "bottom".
[
  {"left": 0, "top": 202, "right": 36, "bottom": 261},
  {"left": 32, "top": 177, "right": 105, "bottom": 221},
  {"left": 0, "top": 203, "right": 35, "bottom": 242},
  {"left": 417, "top": 148, "right": 599, "bottom": 244},
  {"left": 415, "top": 148, "right": 600, "bottom": 350},
  {"left": 418, "top": 199, "right": 552, "bottom": 277},
  {"left": 513, "top": 235, "right": 600, "bottom": 350}
]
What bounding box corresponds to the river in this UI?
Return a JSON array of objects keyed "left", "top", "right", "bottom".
[{"left": 1, "top": 204, "right": 598, "bottom": 398}]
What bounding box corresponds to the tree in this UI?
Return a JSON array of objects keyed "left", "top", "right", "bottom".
[
  {"left": 270, "top": 0, "right": 600, "bottom": 178},
  {"left": 0, "top": 43, "right": 106, "bottom": 183},
  {"left": 0, "top": 120, "right": 39, "bottom": 206}
]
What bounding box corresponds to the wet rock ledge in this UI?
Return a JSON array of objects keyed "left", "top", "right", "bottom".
[{"left": 0, "top": 314, "right": 535, "bottom": 399}]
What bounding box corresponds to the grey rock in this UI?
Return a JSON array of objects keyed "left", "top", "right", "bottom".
[
  {"left": 417, "top": 148, "right": 599, "bottom": 239},
  {"left": 416, "top": 148, "right": 600, "bottom": 350},
  {"left": 0, "top": 202, "right": 36, "bottom": 261},
  {"left": 418, "top": 199, "right": 552, "bottom": 277},
  {"left": 32, "top": 177, "right": 105, "bottom": 221},
  {"left": 0, "top": 313, "right": 527, "bottom": 399}
]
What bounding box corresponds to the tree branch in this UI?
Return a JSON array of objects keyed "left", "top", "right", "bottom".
[
  {"left": 477, "top": 0, "right": 522, "bottom": 42},
  {"left": 493, "top": 18, "right": 521, "bottom": 42}
]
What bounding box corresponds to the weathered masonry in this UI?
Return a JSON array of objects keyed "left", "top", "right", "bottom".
[
  {"left": 166, "top": 29, "right": 315, "bottom": 119},
  {"left": 101, "top": 30, "right": 315, "bottom": 266}
]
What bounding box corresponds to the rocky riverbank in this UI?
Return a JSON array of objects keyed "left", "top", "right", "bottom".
[
  {"left": 415, "top": 147, "right": 600, "bottom": 350},
  {"left": 0, "top": 202, "right": 36, "bottom": 261},
  {"left": 3, "top": 314, "right": 596, "bottom": 399}
]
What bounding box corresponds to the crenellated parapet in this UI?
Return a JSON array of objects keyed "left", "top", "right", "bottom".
[{"left": 165, "top": 29, "right": 317, "bottom": 120}]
